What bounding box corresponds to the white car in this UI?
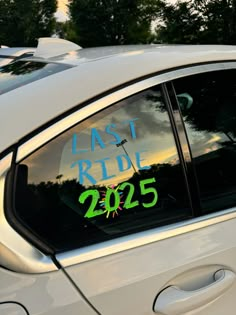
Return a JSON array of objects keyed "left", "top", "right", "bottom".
[
  {"left": 1, "top": 37, "right": 236, "bottom": 315},
  {"left": 0, "top": 47, "right": 35, "bottom": 67}
]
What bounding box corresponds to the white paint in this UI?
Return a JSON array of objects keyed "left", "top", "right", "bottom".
[
  {"left": 34, "top": 38, "right": 81, "bottom": 58},
  {"left": 0, "top": 268, "right": 97, "bottom": 315},
  {"left": 64, "top": 218, "right": 236, "bottom": 315},
  {"left": 1, "top": 45, "right": 236, "bottom": 154}
]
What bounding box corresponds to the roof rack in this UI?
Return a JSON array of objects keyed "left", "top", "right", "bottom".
[{"left": 34, "top": 37, "right": 81, "bottom": 59}]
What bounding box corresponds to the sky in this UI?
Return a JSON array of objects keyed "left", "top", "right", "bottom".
[
  {"left": 26, "top": 90, "right": 181, "bottom": 186},
  {"left": 55, "top": 0, "right": 177, "bottom": 22},
  {"left": 24, "top": 83, "right": 224, "bottom": 187},
  {"left": 56, "top": 0, "right": 69, "bottom": 21}
]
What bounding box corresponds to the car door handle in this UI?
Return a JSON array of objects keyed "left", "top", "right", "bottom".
[{"left": 154, "top": 269, "right": 235, "bottom": 315}]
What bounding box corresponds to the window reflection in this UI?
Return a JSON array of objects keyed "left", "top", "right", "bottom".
[
  {"left": 15, "top": 87, "right": 191, "bottom": 251},
  {"left": 175, "top": 70, "right": 236, "bottom": 213}
]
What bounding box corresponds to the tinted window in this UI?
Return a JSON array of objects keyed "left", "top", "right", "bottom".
[
  {"left": 0, "top": 60, "right": 70, "bottom": 95},
  {"left": 175, "top": 70, "right": 236, "bottom": 214},
  {"left": 14, "top": 86, "right": 192, "bottom": 252}
]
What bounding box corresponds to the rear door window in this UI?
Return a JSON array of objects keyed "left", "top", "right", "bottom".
[
  {"left": 13, "top": 85, "right": 192, "bottom": 252},
  {"left": 174, "top": 69, "right": 236, "bottom": 214}
]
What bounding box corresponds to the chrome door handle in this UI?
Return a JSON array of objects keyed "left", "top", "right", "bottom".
[{"left": 154, "top": 269, "right": 235, "bottom": 315}]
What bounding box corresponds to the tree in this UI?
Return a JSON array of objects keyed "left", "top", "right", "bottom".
[
  {"left": 55, "top": 20, "right": 79, "bottom": 43},
  {"left": 68, "top": 0, "right": 163, "bottom": 47},
  {"left": 195, "top": 0, "right": 236, "bottom": 44},
  {"left": 155, "top": 1, "right": 203, "bottom": 44},
  {"left": 0, "top": 0, "right": 57, "bottom": 47},
  {"left": 155, "top": 0, "right": 236, "bottom": 45}
]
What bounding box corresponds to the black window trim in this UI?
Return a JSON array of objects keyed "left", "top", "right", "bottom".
[
  {"left": 162, "top": 83, "right": 195, "bottom": 217},
  {"left": 166, "top": 81, "right": 202, "bottom": 217}
]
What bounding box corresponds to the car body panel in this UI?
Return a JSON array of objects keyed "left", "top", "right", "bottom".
[
  {"left": 0, "top": 48, "right": 35, "bottom": 66},
  {"left": 62, "top": 217, "right": 236, "bottom": 315},
  {"left": 0, "top": 303, "right": 27, "bottom": 315},
  {"left": 49, "top": 45, "right": 236, "bottom": 66},
  {"left": 0, "top": 154, "right": 56, "bottom": 273},
  {"left": 1, "top": 61, "right": 236, "bottom": 273},
  {"left": 1, "top": 56, "right": 236, "bottom": 155},
  {"left": 0, "top": 48, "right": 35, "bottom": 57},
  {"left": 2, "top": 45, "right": 236, "bottom": 156},
  {"left": 56, "top": 208, "right": 236, "bottom": 267},
  {"left": 2, "top": 43, "right": 236, "bottom": 315},
  {"left": 0, "top": 267, "right": 97, "bottom": 315}
]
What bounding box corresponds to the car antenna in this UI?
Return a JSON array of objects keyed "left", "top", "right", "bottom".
[{"left": 34, "top": 37, "right": 82, "bottom": 59}]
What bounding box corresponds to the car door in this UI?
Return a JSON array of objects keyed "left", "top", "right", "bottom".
[
  {"left": 4, "top": 62, "right": 236, "bottom": 315},
  {"left": 0, "top": 159, "right": 97, "bottom": 314}
]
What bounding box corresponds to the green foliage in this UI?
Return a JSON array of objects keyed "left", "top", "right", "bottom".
[
  {"left": 68, "top": 0, "right": 162, "bottom": 47},
  {"left": 55, "top": 21, "right": 79, "bottom": 43},
  {"left": 156, "top": 0, "right": 236, "bottom": 44},
  {"left": 0, "top": 0, "right": 57, "bottom": 47},
  {"left": 195, "top": 0, "right": 236, "bottom": 44},
  {"left": 155, "top": 1, "right": 202, "bottom": 44},
  {"left": 2, "top": 0, "right": 236, "bottom": 48}
]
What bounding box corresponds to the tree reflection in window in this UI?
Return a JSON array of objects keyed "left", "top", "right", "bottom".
[
  {"left": 175, "top": 69, "right": 236, "bottom": 213},
  {"left": 14, "top": 86, "right": 192, "bottom": 252}
]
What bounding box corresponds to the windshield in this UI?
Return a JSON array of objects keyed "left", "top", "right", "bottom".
[{"left": 0, "top": 60, "right": 70, "bottom": 95}]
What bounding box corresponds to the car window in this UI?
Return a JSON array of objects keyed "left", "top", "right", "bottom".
[
  {"left": 0, "top": 60, "right": 70, "bottom": 95},
  {"left": 13, "top": 86, "right": 192, "bottom": 253},
  {"left": 174, "top": 69, "right": 236, "bottom": 214}
]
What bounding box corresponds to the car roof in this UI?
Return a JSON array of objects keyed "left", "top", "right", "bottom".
[
  {"left": 0, "top": 47, "right": 35, "bottom": 57},
  {"left": 1, "top": 44, "right": 236, "bottom": 155},
  {"left": 46, "top": 44, "right": 236, "bottom": 66},
  {"left": 0, "top": 47, "right": 35, "bottom": 66}
]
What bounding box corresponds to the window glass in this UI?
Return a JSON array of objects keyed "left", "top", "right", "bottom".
[
  {"left": 175, "top": 69, "right": 236, "bottom": 214},
  {"left": 14, "top": 86, "right": 192, "bottom": 252},
  {"left": 0, "top": 60, "right": 70, "bottom": 95}
]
